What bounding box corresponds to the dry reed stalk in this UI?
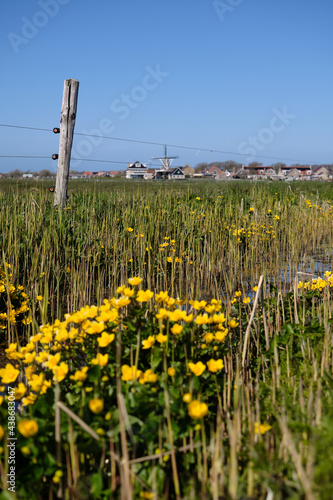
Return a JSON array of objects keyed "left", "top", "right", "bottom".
[
  {"left": 242, "top": 275, "right": 264, "bottom": 367},
  {"left": 277, "top": 416, "right": 316, "bottom": 500}
]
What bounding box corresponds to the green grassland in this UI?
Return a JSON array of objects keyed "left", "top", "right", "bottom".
[{"left": 0, "top": 179, "right": 333, "bottom": 499}]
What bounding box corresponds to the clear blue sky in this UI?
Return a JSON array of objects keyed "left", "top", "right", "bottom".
[{"left": 1, "top": 0, "right": 332, "bottom": 173}]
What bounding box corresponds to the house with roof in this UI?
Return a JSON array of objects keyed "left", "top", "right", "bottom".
[
  {"left": 207, "top": 166, "right": 222, "bottom": 178},
  {"left": 311, "top": 166, "right": 330, "bottom": 180},
  {"left": 215, "top": 170, "right": 227, "bottom": 180},
  {"left": 155, "top": 167, "right": 185, "bottom": 180},
  {"left": 182, "top": 165, "right": 194, "bottom": 178},
  {"left": 126, "top": 161, "right": 148, "bottom": 179}
]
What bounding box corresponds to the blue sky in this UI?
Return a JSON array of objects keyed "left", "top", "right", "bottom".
[{"left": 1, "top": 0, "right": 332, "bottom": 172}]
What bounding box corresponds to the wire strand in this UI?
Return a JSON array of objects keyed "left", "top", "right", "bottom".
[{"left": 0, "top": 122, "right": 317, "bottom": 164}]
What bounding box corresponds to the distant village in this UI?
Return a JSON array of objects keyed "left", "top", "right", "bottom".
[{"left": 1, "top": 162, "right": 332, "bottom": 181}]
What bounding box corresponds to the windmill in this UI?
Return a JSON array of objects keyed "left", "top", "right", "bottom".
[{"left": 152, "top": 145, "right": 179, "bottom": 170}]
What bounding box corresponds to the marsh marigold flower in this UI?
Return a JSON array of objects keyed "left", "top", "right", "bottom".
[
  {"left": 188, "top": 400, "right": 208, "bottom": 420},
  {"left": 128, "top": 277, "right": 143, "bottom": 286},
  {"left": 70, "top": 366, "right": 89, "bottom": 382},
  {"left": 194, "top": 314, "right": 209, "bottom": 325},
  {"left": 97, "top": 332, "right": 115, "bottom": 347},
  {"left": 156, "top": 333, "right": 168, "bottom": 343},
  {"left": 15, "top": 382, "right": 27, "bottom": 400},
  {"left": 188, "top": 361, "right": 206, "bottom": 376},
  {"left": 142, "top": 336, "right": 155, "bottom": 349},
  {"left": 254, "top": 422, "right": 272, "bottom": 435},
  {"left": 0, "top": 364, "right": 20, "bottom": 384},
  {"left": 168, "top": 367, "right": 176, "bottom": 377},
  {"left": 182, "top": 393, "right": 192, "bottom": 403},
  {"left": 206, "top": 359, "right": 224, "bottom": 373},
  {"left": 136, "top": 290, "right": 154, "bottom": 302},
  {"left": 228, "top": 319, "right": 239, "bottom": 329},
  {"left": 89, "top": 398, "right": 104, "bottom": 414},
  {"left": 171, "top": 324, "right": 183, "bottom": 335},
  {"left": 18, "top": 419, "right": 39, "bottom": 438},
  {"left": 91, "top": 353, "right": 108, "bottom": 367},
  {"left": 52, "top": 362, "right": 69, "bottom": 382},
  {"left": 121, "top": 365, "right": 142, "bottom": 381}
]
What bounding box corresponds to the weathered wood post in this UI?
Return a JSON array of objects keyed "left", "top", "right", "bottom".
[{"left": 54, "top": 78, "right": 79, "bottom": 207}]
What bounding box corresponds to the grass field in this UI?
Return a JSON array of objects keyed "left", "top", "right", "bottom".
[{"left": 0, "top": 179, "right": 333, "bottom": 499}]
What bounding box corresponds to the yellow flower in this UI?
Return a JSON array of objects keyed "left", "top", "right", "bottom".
[
  {"left": 188, "top": 362, "right": 206, "bottom": 376},
  {"left": 28, "top": 373, "right": 45, "bottom": 393},
  {"left": 97, "top": 332, "right": 115, "bottom": 347},
  {"left": 142, "top": 336, "right": 155, "bottom": 349},
  {"left": 156, "top": 333, "right": 168, "bottom": 343},
  {"left": 206, "top": 359, "right": 224, "bottom": 373},
  {"left": 188, "top": 400, "right": 208, "bottom": 419},
  {"left": 45, "top": 353, "right": 61, "bottom": 369},
  {"left": 167, "top": 367, "right": 176, "bottom": 377},
  {"left": 105, "top": 411, "right": 112, "bottom": 421},
  {"left": 91, "top": 353, "right": 109, "bottom": 367},
  {"left": 25, "top": 365, "right": 36, "bottom": 381},
  {"left": 203, "top": 333, "right": 214, "bottom": 343},
  {"left": 128, "top": 277, "right": 142, "bottom": 286},
  {"left": 194, "top": 314, "right": 209, "bottom": 325},
  {"left": 171, "top": 324, "right": 183, "bottom": 335},
  {"left": 70, "top": 366, "right": 89, "bottom": 382},
  {"left": 139, "top": 369, "right": 158, "bottom": 384},
  {"left": 18, "top": 419, "right": 39, "bottom": 438},
  {"left": 40, "top": 380, "right": 52, "bottom": 394},
  {"left": 182, "top": 393, "right": 192, "bottom": 403},
  {"left": 211, "top": 313, "right": 226, "bottom": 324},
  {"left": 89, "top": 398, "right": 104, "bottom": 414},
  {"left": 121, "top": 365, "right": 142, "bottom": 381},
  {"left": 254, "top": 422, "right": 272, "bottom": 435},
  {"left": 122, "top": 287, "right": 135, "bottom": 297},
  {"left": 0, "top": 425, "right": 4, "bottom": 440},
  {"left": 36, "top": 295, "right": 43, "bottom": 301},
  {"left": 243, "top": 297, "right": 251, "bottom": 305},
  {"left": 189, "top": 300, "right": 207, "bottom": 310},
  {"left": 86, "top": 321, "right": 105, "bottom": 335},
  {"left": 14, "top": 382, "right": 27, "bottom": 400},
  {"left": 21, "top": 446, "right": 31, "bottom": 455},
  {"left": 155, "top": 291, "right": 169, "bottom": 303},
  {"left": 214, "top": 331, "right": 228, "bottom": 343},
  {"left": 228, "top": 319, "right": 239, "bottom": 329},
  {"left": 0, "top": 364, "right": 20, "bottom": 384},
  {"left": 23, "top": 351, "right": 36, "bottom": 364},
  {"left": 136, "top": 290, "right": 154, "bottom": 302},
  {"left": 52, "top": 362, "right": 69, "bottom": 382},
  {"left": 22, "top": 393, "right": 38, "bottom": 406},
  {"left": 35, "top": 352, "right": 49, "bottom": 364},
  {"left": 126, "top": 227, "right": 134, "bottom": 232}
]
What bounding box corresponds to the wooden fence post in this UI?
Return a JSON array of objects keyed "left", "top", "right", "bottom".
[{"left": 54, "top": 79, "right": 79, "bottom": 207}]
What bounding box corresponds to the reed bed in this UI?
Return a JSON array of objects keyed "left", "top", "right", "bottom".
[{"left": 0, "top": 179, "right": 333, "bottom": 499}]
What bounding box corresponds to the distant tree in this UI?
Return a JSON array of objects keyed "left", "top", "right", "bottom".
[
  {"left": 220, "top": 161, "right": 243, "bottom": 171},
  {"left": 8, "top": 169, "right": 22, "bottom": 177},
  {"left": 271, "top": 162, "right": 286, "bottom": 174},
  {"left": 194, "top": 162, "right": 208, "bottom": 173},
  {"left": 38, "top": 169, "right": 54, "bottom": 178},
  {"left": 248, "top": 161, "right": 262, "bottom": 168}
]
